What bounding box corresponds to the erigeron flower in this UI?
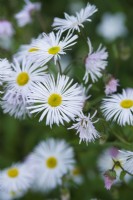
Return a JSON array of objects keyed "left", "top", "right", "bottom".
[
  {"left": 83, "top": 38, "right": 108, "bottom": 83},
  {"left": 27, "top": 74, "right": 85, "bottom": 127},
  {"left": 0, "top": 59, "right": 12, "bottom": 85},
  {"left": 69, "top": 166, "right": 83, "bottom": 185},
  {"left": 4, "top": 58, "right": 47, "bottom": 99},
  {"left": 97, "top": 13, "right": 128, "bottom": 42},
  {"left": 13, "top": 35, "right": 42, "bottom": 61},
  {"left": 101, "top": 88, "right": 133, "bottom": 126},
  {"left": 1, "top": 90, "right": 31, "bottom": 119},
  {"left": 0, "top": 190, "right": 25, "bottom": 200},
  {"left": 119, "top": 150, "right": 133, "bottom": 175},
  {"left": 52, "top": 3, "right": 97, "bottom": 32},
  {"left": 15, "top": 0, "right": 41, "bottom": 27},
  {"left": 105, "top": 77, "right": 119, "bottom": 95},
  {"left": 68, "top": 111, "right": 100, "bottom": 144},
  {"left": 26, "top": 139, "right": 75, "bottom": 191},
  {"left": 28, "top": 31, "right": 78, "bottom": 66},
  {"left": 0, "top": 163, "right": 34, "bottom": 194},
  {"left": 98, "top": 147, "right": 131, "bottom": 184}
]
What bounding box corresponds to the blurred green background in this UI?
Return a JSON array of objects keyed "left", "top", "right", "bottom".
[{"left": 0, "top": 0, "right": 133, "bottom": 199}]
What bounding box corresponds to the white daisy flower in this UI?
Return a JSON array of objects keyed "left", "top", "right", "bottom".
[
  {"left": 0, "top": 190, "right": 25, "bottom": 200},
  {"left": 0, "top": 59, "right": 12, "bottom": 85},
  {"left": 0, "top": 162, "right": 34, "bottom": 194},
  {"left": 97, "top": 13, "right": 128, "bottom": 42},
  {"left": 101, "top": 88, "right": 133, "bottom": 126},
  {"left": 4, "top": 58, "right": 47, "bottom": 99},
  {"left": 98, "top": 147, "right": 131, "bottom": 183},
  {"left": 27, "top": 74, "right": 85, "bottom": 127},
  {"left": 52, "top": 3, "right": 97, "bottom": 32},
  {"left": 15, "top": 0, "right": 41, "bottom": 27},
  {"left": 26, "top": 139, "right": 75, "bottom": 191},
  {"left": 1, "top": 90, "right": 31, "bottom": 119},
  {"left": 28, "top": 31, "right": 78, "bottom": 66},
  {"left": 119, "top": 150, "right": 133, "bottom": 174},
  {"left": 68, "top": 111, "right": 100, "bottom": 144},
  {"left": 69, "top": 166, "right": 83, "bottom": 185},
  {"left": 83, "top": 38, "right": 108, "bottom": 83}
]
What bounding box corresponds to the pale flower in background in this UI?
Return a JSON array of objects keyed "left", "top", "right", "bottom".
[
  {"left": 97, "top": 13, "right": 128, "bottom": 42},
  {"left": 0, "top": 20, "right": 14, "bottom": 49},
  {"left": 52, "top": 3, "right": 97, "bottom": 32},
  {"left": 83, "top": 38, "right": 108, "bottom": 83},
  {"left": 69, "top": 111, "right": 100, "bottom": 144},
  {"left": 98, "top": 147, "right": 131, "bottom": 185},
  {"left": 101, "top": 88, "right": 133, "bottom": 126},
  {"left": 105, "top": 77, "right": 119, "bottom": 95},
  {"left": 15, "top": 0, "right": 41, "bottom": 27},
  {"left": 0, "top": 190, "right": 26, "bottom": 200},
  {"left": 0, "top": 162, "right": 34, "bottom": 194},
  {"left": 26, "top": 139, "right": 75, "bottom": 191}
]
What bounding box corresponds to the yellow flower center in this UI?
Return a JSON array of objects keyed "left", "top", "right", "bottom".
[
  {"left": 7, "top": 168, "right": 19, "bottom": 178},
  {"left": 48, "top": 46, "right": 60, "bottom": 54},
  {"left": 72, "top": 167, "right": 81, "bottom": 176},
  {"left": 46, "top": 157, "right": 57, "bottom": 169},
  {"left": 16, "top": 72, "right": 29, "bottom": 86},
  {"left": 120, "top": 99, "right": 133, "bottom": 108},
  {"left": 10, "top": 191, "right": 16, "bottom": 197},
  {"left": 113, "top": 160, "right": 121, "bottom": 170},
  {"left": 48, "top": 93, "right": 62, "bottom": 107},
  {"left": 28, "top": 47, "right": 39, "bottom": 52}
]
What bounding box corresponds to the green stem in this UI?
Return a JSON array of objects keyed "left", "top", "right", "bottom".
[{"left": 57, "top": 60, "right": 62, "bottom": 74}]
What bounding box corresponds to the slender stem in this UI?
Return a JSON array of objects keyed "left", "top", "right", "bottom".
[{"left": 57, "top": 60, "right": 62, "bottom": 74}]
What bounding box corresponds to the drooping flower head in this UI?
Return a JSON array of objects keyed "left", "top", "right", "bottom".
[
  {"left": 52, "top": 3, "right": 97, "bottom": 32},
  {"left": 27, "top": 74, "right": 85, "bottom": 127},
  {"left": 68, "top": 111, "right": 100, "bottom": 144},
  {"left": 28, "top": 31, "right": 78, "bottom": 66},
  {"left": 101, "top": 88, "right": 133, "bottom": 126},
  {"left": 105, "top": 76, "right": 119, "bottom": 95},
  {"left": 15, "top": 0, "right": 41, "bottom": 27},
  {"left": 83, "top": 38, "right": 108, "bottom": 83},
  {"left": 26, "top": 139, "right": 75, "bottom": 191}
]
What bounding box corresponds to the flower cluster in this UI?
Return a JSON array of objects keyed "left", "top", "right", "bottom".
[{"left": 0, "top": 0, "right": 132, "bottom": 199}]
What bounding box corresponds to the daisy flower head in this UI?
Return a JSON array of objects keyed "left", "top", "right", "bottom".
[
  {"left": 98, "top": 147, "right": 131, "bottom": 183},
  {"left": 27, "top": 74, "right": 85, "bottom": 127},
  {"left": 68, "top": 111, "right": 100, "bottom": 144},
  {"left": 0, "top": 190, "right": 25, "bottom": 200},
  {"left": 27, "top": 139, "right": 75, "bottom": 191},
  {"left": 4, "top": 58, "right": 47, "bottom": 99},
  {"left": 0, "top": 162, "right": 34, "bottom": 194},
  {"left": 101, "top": 88, "right": 133, "bottom": 126},
  {"left": 69, "top": 166, "right": 83, "bottom": 185},
  {"left": 15, "top": 0, "right": 41, "bottom": 27},
  {"left": 1, "top": 90, "right": 31, "bottom": 119},
  {"left": 0, "top": 59, "right": 12, "bottom": 85},
  {"left": 28, "top": 31, "right": 78, "bottom": 66},
  {"left": 119, "top": 150, "right": 133, "bottom": 175},
  {"left": 52, "top": 3, "right": 97, "bottom": 33},
  {"left": 83, "top": 38, "right": 108, "bottom": 83}
]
